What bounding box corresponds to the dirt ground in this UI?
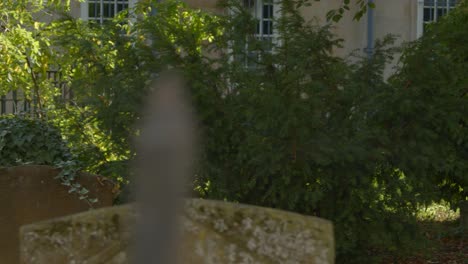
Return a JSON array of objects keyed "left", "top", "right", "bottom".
[{"left": 381, "top": 220, "right": 467, "bottom": 264}]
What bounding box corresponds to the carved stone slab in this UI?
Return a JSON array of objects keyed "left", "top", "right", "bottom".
[{"left": 20, "top": 199, "right": 334, "bottom": 264}]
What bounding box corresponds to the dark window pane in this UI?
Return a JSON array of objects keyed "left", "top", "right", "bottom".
[
  {"left": 437, "top": 0, "right": 447, "bottom": 6},
  {"left": 262, "top": 21, "right": 268, "bottom": 35},
  {"left": 263, "top": 5, "right": 273, "bottom": 19},
  {"left": 243, "top": 0, "right": 254, "bottom": 8},
  {"left": 111, "top": 3, "right": 116, "bottom": 17},
  {"left": 117, "top": 3, "right": 128, "bottom": 12},
  {"left": 103, "top": 4, "right": 114, "bottom": 18},
  {"left": 424, "top": 7, "right": 433, "bottom": 21},
  {"left": 263, "top": 21, "right": 273, "bottom": 35},
  {"left": 424, "top": 0, "right": 435, "bottom": 5},
  {"left": 89, "top": 3, "right": 101, "bottom": 18},
  {"left": 437, "top": 7, "right": 447, "bottom": 18},
  {"left": 88, "top": 3, "right": 94, "bottom": 17}
]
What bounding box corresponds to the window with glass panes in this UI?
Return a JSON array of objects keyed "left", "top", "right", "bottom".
[
  {"left": 239, "top": 0, "right": 277, "bottom": 68},
  {"left": 85, "top": 0, "right": 130, "bottom": 23},
  {"left": 420, "top": 0, "right": 457, "bottom": 34},
  {"left": 258, "top": 0, "right": 274, "bottom": 41}
]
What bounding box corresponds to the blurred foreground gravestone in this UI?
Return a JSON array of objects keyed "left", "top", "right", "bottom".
[
  {"left": 0, "top": 165, "right": 115, "bottom": 264},
  {"left": 20, "top": 199, "right": 335, "bottom": 264},
  {"left": 133, "top": 72, "right": 196, "bottom": 264}
]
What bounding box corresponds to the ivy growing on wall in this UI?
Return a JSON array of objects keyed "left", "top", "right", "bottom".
[{"left": 0, "top": 116, "right": 97, "bottom": 204}]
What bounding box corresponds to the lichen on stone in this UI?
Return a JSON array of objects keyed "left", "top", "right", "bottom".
[{"left": 20, "top": 199, "right": 334, "bottom": 264}]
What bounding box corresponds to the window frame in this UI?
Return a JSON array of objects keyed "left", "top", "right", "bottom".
[
  {"left": 416, "top": 0, "right": 457, "bottom": 38},
  {"left": 80, "top": 0, "right": 137, "bottom": 23},
  {"left": 233, "top": 0, "right": 280, "bottom": 69}
]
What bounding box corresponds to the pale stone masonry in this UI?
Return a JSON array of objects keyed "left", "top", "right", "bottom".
[{"left": 70, "top": 0, "right": 429, "bottom": 57}]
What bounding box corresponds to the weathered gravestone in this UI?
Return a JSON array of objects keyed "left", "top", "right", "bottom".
[
  {"left": 20, "top": 199, "right": 335, "bottom": 264},
  {"left": 461, "top": 200, "right": 468, "bottom": 230},
  {"left": 0, "top": 165, "right": 116, "bottom": 264}
]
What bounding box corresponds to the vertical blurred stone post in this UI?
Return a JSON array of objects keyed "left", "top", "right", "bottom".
[{"left": 132, "top": 71, "right": 196, "bottom": 264}]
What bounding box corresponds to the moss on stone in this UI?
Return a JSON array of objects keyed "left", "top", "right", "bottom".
[{"left": 20, "top": 199, "right": 334, "bottom": 264}]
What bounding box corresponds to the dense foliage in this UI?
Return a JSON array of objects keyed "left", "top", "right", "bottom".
[
  {"left": 0, "top": 0, "right": 466, "bottom": 262},
  {"left": 0, "top": 116, "right": 71, "bottom": 166},
  {"left": 387, "top": 1, "right": 468, "bottom": 205},
  {"left": 190, "top": 2, "right": 421, "bottom": 261}
]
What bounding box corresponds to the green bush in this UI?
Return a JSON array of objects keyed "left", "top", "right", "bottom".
[
  {"left": 0, "top": 115, "right": 72, "bottom": 166},
  {"left": 183, "top": 2, "right": 421, "bottom": 261},
  {"left": 387, "top": 0, "right": 468, "bottom": 206},
  {"left": 122, "top": 0, "right": 451, "bottom": 261}
]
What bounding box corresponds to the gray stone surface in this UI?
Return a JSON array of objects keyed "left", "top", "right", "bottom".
[{"left": 20, "top": 199, "right": 334, "bottom": 264}]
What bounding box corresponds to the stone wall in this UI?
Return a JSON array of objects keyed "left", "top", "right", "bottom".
[
  {"left": 20, "top": 199, "right": 334, "bottom": 264},
  {"left": 0, "top": 165, "right": 116, "bottom": 264}
]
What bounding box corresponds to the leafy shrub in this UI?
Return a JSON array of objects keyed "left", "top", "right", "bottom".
[
  {"left": 115, "top": 0, "right": 446, "bottom": 261},
  {"left": 387, "top": 0, "right": 468, "bottom": 206},
  {"left": 0, "top": 115, "right": 72, "bottom": 166}
]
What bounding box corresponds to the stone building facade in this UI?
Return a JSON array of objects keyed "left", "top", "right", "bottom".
[
  {"left": 0, "top": 0, "right": 458, "bottom": 114},
  {"left": 70, "top": 0, "right": 457, "bottom": 56}
]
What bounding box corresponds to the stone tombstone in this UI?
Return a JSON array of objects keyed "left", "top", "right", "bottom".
[
  {"left": 0, "top": 165, "right": 116, "bottom": 264},
  {"left": 461, "top": 200, "right": 468, "bottom": 230},
  {"left": 20, "top": 199, "right": 335, "bottom": 264}
]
